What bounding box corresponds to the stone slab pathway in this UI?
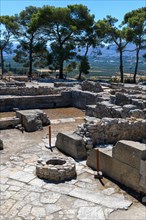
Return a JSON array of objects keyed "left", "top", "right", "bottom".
[{"left": 0, "top": 138, "right": 145, "bottom": 220}]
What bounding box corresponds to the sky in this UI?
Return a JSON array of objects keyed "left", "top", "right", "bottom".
[{"left": 0, "top": 0, "right": 145, "bottom": 24}]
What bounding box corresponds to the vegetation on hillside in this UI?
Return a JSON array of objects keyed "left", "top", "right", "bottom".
[{"left": 0, "top": 5, "right": 145, "bottom": 83}]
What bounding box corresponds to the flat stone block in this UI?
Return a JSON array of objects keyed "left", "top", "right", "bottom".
[
  {"left": 113, "top": 140, "right": 146, "bottom": 170},
  {"left": 0, "top": 117, "right": 20, "bottom": 130},
  {"left": 87, "top": 147, "right": 141, "bottom": 192},
  {"left": 68, "top": 188, "right": 132, "bottom": 210},
  {"left": 9, "top": 171, "right": 35, "bottom": 183},
  {"left": 140, "top": 160, "right": 146, "bottom": 176},
  {"left": 56, "top": 132, "right": 87, "bottom": 160}
]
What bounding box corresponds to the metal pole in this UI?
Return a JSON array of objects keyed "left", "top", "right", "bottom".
[
  {"left": 49, "top": 125, "right": 51, "bottom": 147},
  {"left": 94, "top": 148, "right": 103, "bottom": 185},
  {"left": 96, "top": 149, "right": 99, "bottom": 172}
]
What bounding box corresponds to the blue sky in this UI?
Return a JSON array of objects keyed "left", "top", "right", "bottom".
[{"left": 1, "top": 0, "right": 145, "bottom": 24}]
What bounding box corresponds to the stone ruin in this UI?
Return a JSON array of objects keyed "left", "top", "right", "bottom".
[
  {"left": 87, "top": 140, "right": 146, "bottom": 194},
  {"left": 16, "top": 109, "right": 50, "bottom": 132},
  {"left": 0, "top": 78, "right": 146, "bottom": 194},
  {"left": 0, "top": 109, "right": 50, "bottom": 132},
  {"left": 55, "top": 81, "right": 146, "bottom": 195},
  {"left": 36, "top": 156, "right": 76, "bottom": 183}
]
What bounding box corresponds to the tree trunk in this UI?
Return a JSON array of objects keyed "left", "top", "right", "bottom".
[
  {"left": 28, "top": 51, "right": 33, "bottom": 80},
  {"left": 78, "top": 70, "right": 82, "bottom": 80},
  {"left": 133, "top": 48, "right": 139, "bottom": 84},
  {"left": 59, "top": 61, "right": 64, "bottom": 79},
  {"left": 28, "top": 36, "right": 33, "bottom": 80},
  {"left": 119, "top": 50, "right": 124, "bottom": 83},
  {"left": 0, "top": 49, "right": 4, "bottom": 78}
]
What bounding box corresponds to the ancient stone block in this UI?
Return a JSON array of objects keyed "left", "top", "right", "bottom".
[
  {"left": 81, "top": 80, "right": 103, "bottom": 93},
  {"left": 113, "top": 140, "right": 146, "bottom": 170},
  {"left": 56, "top": 132, "right": 87, "bottom": 160},
  {"left": 0, "top": 117, "right": 20, "bottom": 130},
  {"left": 16, "top": 109, "right": 50, "bottom": 132}
]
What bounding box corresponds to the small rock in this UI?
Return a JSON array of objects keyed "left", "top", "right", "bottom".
[{"left": 142, "top": 196, "right": 146, "bottom": 203}]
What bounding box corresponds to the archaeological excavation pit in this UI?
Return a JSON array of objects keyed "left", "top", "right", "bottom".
[{"left": 36, "top": 156, "right": 77, "bottom": 183}]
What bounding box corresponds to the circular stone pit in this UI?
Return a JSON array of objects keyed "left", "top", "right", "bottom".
[{"left": 36, "top": 156, "right": 76, "bottom": 183}]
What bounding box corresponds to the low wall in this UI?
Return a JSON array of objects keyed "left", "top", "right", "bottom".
[
  {"left": 0, "top": 89, "right": 99, "bottom": 112},
  {"left": 87, "top": 140, "right": 146, "bottom": 194},
  {"left": 71, "top": 90, "right": 98, "bottom": 109},
  {"left": 76, "top": 117, "right": 146, "bottom": 146},
  {"left": 0, "top": 91, "right": 72, "bottom": 112},
  {"left": 0, "top": 86, "right": 63, "bottom": 96}
]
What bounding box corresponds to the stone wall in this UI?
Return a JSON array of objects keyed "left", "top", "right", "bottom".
[
  {"left": 87, "top": 140, "right": 146, "bottom": 194},
  {"left": 71, "top": 90, "right": 98, "bottom": 109},
  {"left": 76, "top": 117, "right": 146, "bottom": 146},
  {"left": 16, "top": 109, "right": 50, "bottom": 132},
  {"left": 86, "top": 101, "right": 146, "bottom": 119},
  {"left": 0, "top": 86, "right": 63, "bottom": 96},
  {"left": 0, "top": 91, "right": 72, "bottom": 112}
]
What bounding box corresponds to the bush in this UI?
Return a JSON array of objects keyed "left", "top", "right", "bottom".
[
  {"left": 109, "top": 76, "right": 120, "bottom": 83},
  {"left": 89, "top": 76, "right": 97, "bottom": 81}
]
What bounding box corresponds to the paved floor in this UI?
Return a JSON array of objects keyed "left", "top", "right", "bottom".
[{"left": 1, "top": 133, "right": 146, "bottom": 220}]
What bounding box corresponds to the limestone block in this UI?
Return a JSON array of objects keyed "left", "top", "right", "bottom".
[
  {"left": 0, "top": 117, "right": 20, "bottom": 129},
  {"left": 81, "top": 80, "right": 103, "bottom": 93},
  {"left": 87, "top": 147, "right": 112, "bottom": 171},
  {"left": 115, "top": 92, "right": 131, "bottom": 106},
  {"left": 71, "top": 90, "right": 98, "bottom": 109},
  {"left": 0, "top": 139, "right": 3, "bottom": 150},
  {"left": 87, "top": 147, "right": 140, "bottom": 192},
  {"left": 140, "top": 160, "right": 146, "bottom": 176},
  {"left": 139, "top": 160, "right": 146, "bottom": 193},
  {"left": 113, "top": 140, "right": 146, "bottom": 170},
  {"left": 16, "top": 109, "right": 50, "bottom": 132},
  {"left": 56, "top": 132, "right": 87, "bottom": 160}
]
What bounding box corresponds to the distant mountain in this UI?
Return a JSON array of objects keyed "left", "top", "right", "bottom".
[
  {"left": 3, "top": 42, "right": 146, "bottom": 60},
  {"left": 79, "top": 43, "right": 146, "bottom": 58}
]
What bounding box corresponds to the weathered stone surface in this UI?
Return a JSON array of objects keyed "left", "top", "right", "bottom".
[
  {"left": 68, "top": 188, "right": 132, "bottom": 209},
  {"left": 0, "top": 139, "right": 4, "bottom": 150},
  {"left": 115, "top": 92, "right": 131, "bottom": 106},
  {"left": 40, "top": 191, "right": 61, "bottom": 204},
  {"left": 16, "top": 109, "right": 50, "bottom": 132},
  {"left": 56, "top": 132, "right": 87, "bottom": 160},
  {"left": 129, "top": 109, "right": 145, "bottom": 118},
  {"left": 71, "top": 90, "right": 98, "bottom": 109},
  {"left": 9, "top": 171, "right": 35, "bottom": 183},
  {"left": 87, "top": 141, "right": 146, "bottom": 193},
  {"left": 81, "top": 80, "right": 103, "bottom": 93},
  {"left": 36, "top": 156, "right": 77, "bottom": 182},
  {"left": 0, "top": 117, "right": 20, "bottom": 130},
  {"left": 77, "top": 117, "right": 146, "bottom": 145},
  {"left": 77, "top": 206, "right": 106, "bottom": 220},
  {"left": 113, "top": 140, "right": 146, "bottom": 170}
]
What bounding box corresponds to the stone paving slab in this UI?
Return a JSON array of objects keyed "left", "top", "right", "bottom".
[
  {"left": 1, "top": 138, "right": 145, "bottom": 220},
  {"left": 68, "top": 188, "right": 132, "bottom": 210}
]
